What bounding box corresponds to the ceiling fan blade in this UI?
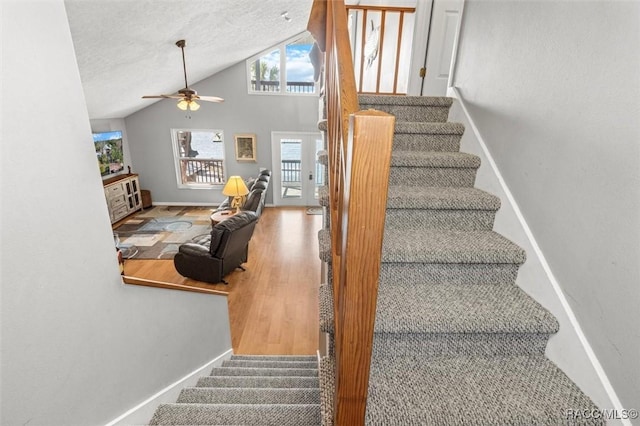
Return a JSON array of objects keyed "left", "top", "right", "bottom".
[
  {"left": 197, "top": 95, "right": 225, "bottom": 103},
  {"left": 142, "top": 94, "right": 183, "bottom": 100}
]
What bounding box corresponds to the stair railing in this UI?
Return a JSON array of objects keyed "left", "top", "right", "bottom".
[
  {"left": 308, "top": 1, "right": 395, "bottom": 424},
  {"left": 346, "top": 4, "right": 417, "bottom": 94}
]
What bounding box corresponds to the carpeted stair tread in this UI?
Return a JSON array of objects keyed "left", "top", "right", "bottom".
[
  {"left": 391, "top": 151, "right": 480, "bottom": 168},
  {"left": 382, "top": 228, "right": 526, "bottom": 264},
  {"left": 318, "top": 228, "right": 331, "bottom": 262},
  {"left": 375, "top": 283, "right": 559, "bottom": 335},
  {"left": 359, "top": 94, "right": 453, "bottom": 107},
  {"left": 386, "top": 186, "right": 500, "bottom": 210},
  {"left": 197, "top": 376, "right": 319, "bottom": 389},
  {"left": 210, "top": 367, "right": 318, "bottom": 377},
  {"left": 320, "top": 282, "right": 557, "bottom": 336},
  {"left": 359, "top": 95, "right": 453, "bottom": 123},
  {"left": 392, "top": 131, "right": 463, "bottom": 153},
  {"left": 366, "top": 355, "right": 603, "bottom": 425},
  {"left": 318, "top": 185, "right": 329, "bottom": 207},
  {"left": 317, "top": 150, "right": 328, "bottom": 166},
  {"left": 222, "top": 360, "right": 318, "bottom": 369},
  {"left": 230, "top": 355, "right": 317, "bottom": 362},
  {"left": 394, "top": 121, "right": 464, "bottom": 135},
  {"left": 149, "top": 403, "right": 320, "bottom": 425},
  {"left": 318, "top": 357, "right": 335, "bottom": 426},
  {"left": 177, "top": 387, "right": 320, "bottom": 405},
  {"left": 319, "top": 284, "right": 333, "bottom": 333}
]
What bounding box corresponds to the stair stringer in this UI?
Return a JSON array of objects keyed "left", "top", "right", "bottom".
[{"left": 447, "top": 89, "right": 620, "bottom": 417}]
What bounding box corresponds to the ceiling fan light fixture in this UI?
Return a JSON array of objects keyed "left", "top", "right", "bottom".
[
  {"left": 143, "top": 39, "right": 223, "bottom": 111},
  {"left": 177, "top": 99, "right": 189, "bottom": 110}
]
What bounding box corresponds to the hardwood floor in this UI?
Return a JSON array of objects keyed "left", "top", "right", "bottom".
[{"left": 123, "top": 206, "right": 322, "bottom": 355}]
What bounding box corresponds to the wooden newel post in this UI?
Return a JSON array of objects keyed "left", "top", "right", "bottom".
[{"left": 334, "top": 110, "right": 395, "bottom": 425}]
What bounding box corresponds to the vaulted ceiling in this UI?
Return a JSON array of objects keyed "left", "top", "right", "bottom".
[{"left": 65, "top": 0, "right": 313, "bottom": 119}]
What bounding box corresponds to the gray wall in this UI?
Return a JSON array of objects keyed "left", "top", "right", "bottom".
[
  {"left": 1, "top": 2, "right": 232, "bottom": 424},
  {"left": 124, "top": 60, "right": 319, "bottom": 205},
  {"left": 452, "top": 0, "right": 640, "bottom": 410}
]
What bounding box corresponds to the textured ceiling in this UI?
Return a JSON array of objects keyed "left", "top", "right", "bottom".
[{"left": 65, "top": 0, "right": 313, "bottom": 119}]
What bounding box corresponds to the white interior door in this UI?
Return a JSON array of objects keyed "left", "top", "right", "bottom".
[
  {"left": 271, "top": 132, "right": 324, "bottom": 206},
  {"left": 413, "top": 0, "right": 464, "bottom": 96}
]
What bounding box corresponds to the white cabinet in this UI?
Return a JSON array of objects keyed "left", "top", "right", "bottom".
[{"left": 104, "top": 174, "right": 142, "bottom": 223}]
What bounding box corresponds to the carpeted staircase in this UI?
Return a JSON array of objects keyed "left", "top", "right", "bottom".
[
  {"left": 316, "top": 95, "right": 603, "bottom": 425},
  {"left": 149, "top": 355, "right": 321, "bottom": 425},
  {"left": 148, "top": 94, "right": 602, "bottom": 425}
]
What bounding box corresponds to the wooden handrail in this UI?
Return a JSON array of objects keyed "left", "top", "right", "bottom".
[{"left": 308, "top": 1, "right": 395, "bottom": 424}]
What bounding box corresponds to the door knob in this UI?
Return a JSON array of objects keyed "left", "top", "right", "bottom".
[{"left": 309, "top": 173, "right": 313, "bottom": 180}]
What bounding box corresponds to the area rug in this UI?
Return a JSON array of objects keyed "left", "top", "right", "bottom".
[
  {"left": 114, "top": 206, "right": 212, "bottom": 259},
  {"left": 306, "top": 206, "right": 323, "bottom": 215}
]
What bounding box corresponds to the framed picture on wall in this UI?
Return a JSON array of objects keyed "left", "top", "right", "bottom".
[{"left": 234, "top": 134, "right": 257, "bottom": 162}]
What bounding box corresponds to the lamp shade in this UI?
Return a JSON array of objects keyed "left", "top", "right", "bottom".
[
  {"left": 222, "top": 176, "right": 249, "bottom": 197},
  {"left": 177, "top": 99, "right": 200, "bottom": 111}
]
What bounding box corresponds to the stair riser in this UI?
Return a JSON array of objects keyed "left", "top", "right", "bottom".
[
  {"left": 210, "top": 367, "right": 318, "bottom": 377},
  {"left": 319, "top": 325, "right": 551, "bottom": 358},
  {"left": 177, "top": 388, "right": 320, "bottom": 405},
  {"left": 359, "top": 103, "right": 450, "bottom": 123},
  {"left": 321, "top": 262, "right": 521, "bottom": 287},
  {"left": 197, "top": 376, "right": 319, "bottom": 389},
  {"left": 385, "top": 209, "right": 496, "bottom": 231},
  {"left": 380, "top": 263, "right": 520, "bottom": 286},
  {"left": 150, "top": 404, "right": 321, "bottom": 426},
  {"left": 230, "top": 355, "right": 317, "bottom": 362},
  {"left": 393, "top": 133, "right": 461, "bottom": 152},
  {"left": 389, "top": 167, "right": 477, "bottom": 187},
  {"left": 222, "top": 360, "right": 318, "bottom": 369},
  {"left": 372, "top": 333, "right": 551, "bottom": 358}
]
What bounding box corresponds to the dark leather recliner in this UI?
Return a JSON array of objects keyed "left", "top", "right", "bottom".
[
  {"left": 215, "top": 170, "right": 271, "bottom": 217},
  {"left": 174, "top": 211, "right": 258, "bottom": 284}
]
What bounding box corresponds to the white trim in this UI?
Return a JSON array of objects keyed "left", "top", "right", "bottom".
[
  {"left": 449, "top": 86, "right": 630, "bottom": 425},
  {"left": 104, "top": 349, "right": 233, "bottom": 426},
  {"left": 446, "top": 0, "right": 466, "bottom": 89},
  {"left": 151, "top": 201, "right": 218, "bottom": 207}
]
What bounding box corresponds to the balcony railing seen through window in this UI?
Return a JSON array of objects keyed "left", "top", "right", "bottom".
[
  {"left": 251, "top": 80, "right": 315, "bottom": 93},
  {"left": 179, "top": 158, "right": 225, "bottom": 184}
]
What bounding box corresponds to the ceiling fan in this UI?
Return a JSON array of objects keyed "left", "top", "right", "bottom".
[{"left": 142, "top": 39, "right": 224, "bottom": 111}]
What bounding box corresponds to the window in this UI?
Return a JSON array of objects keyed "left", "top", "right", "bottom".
[
  {"left": 171, "top": 129, "right": 225, "bottom": 188},
  {"left": 247, "top": 33, "right": 316, "bottom": 95}
]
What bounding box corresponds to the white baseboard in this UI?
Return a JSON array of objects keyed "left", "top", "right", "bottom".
[
  {"left": 105, "top": 349, "right": 233, "bottom": 426},
  {"left": 448, "top": 87, "right": 629, "bottom": 425},
  {"left": 150, "top": 202, "right": 218, "bottom": 207}
]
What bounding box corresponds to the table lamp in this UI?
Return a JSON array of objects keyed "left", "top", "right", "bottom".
[{"left": 222, "top": 176, "right": 249, "bottom": 213}]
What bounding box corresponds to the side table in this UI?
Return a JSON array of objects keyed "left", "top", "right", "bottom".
[{"left": 210, "top": 209, "right": 238, "bottom": 226}]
